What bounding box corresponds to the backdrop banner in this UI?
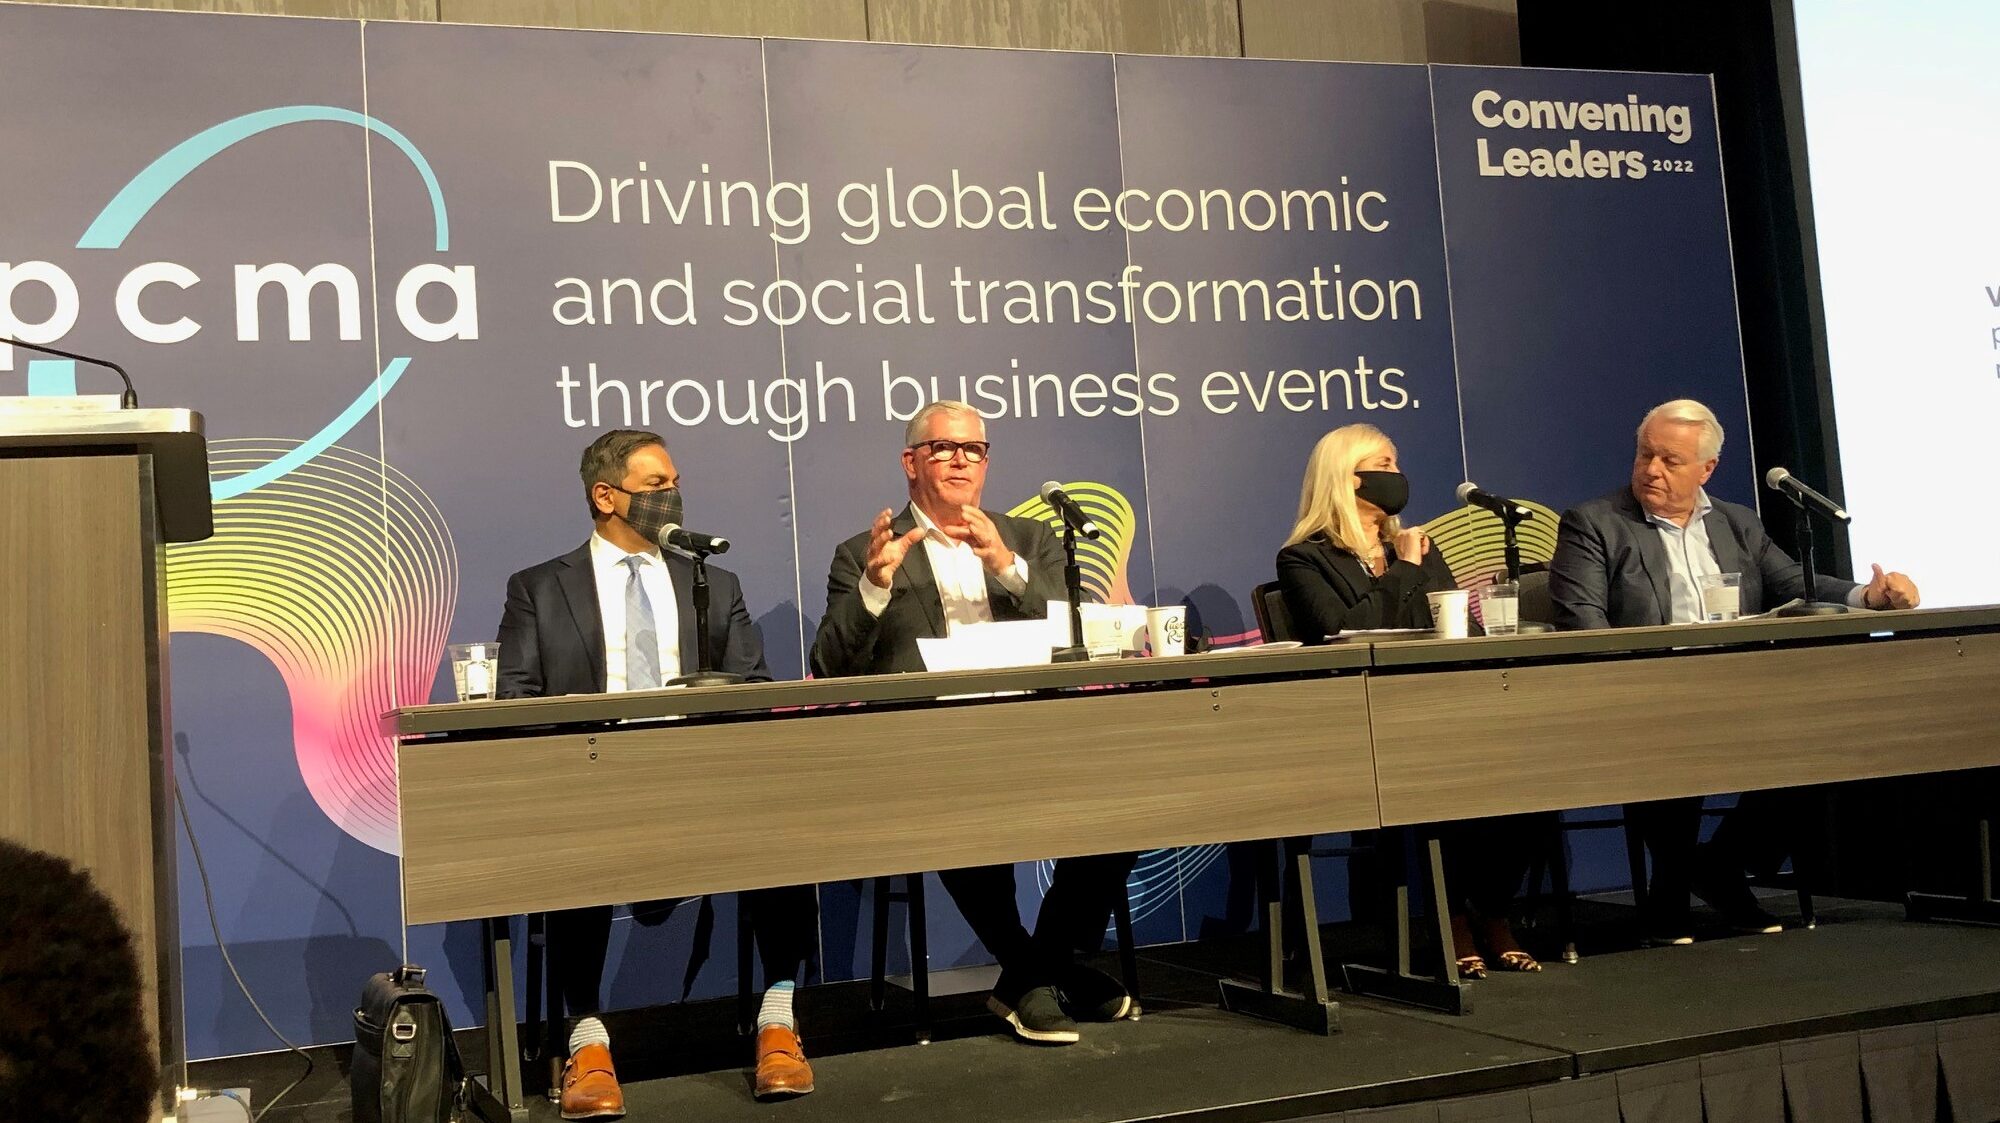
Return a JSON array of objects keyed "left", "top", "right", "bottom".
[{"left": 0, "top": 6, "right": 1749, "bottom": 1056}]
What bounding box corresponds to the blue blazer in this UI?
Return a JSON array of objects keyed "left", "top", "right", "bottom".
[
  {"left": 496, "top": 540, "right": 771, "bottom": 699},
  {"left": 1548, "top": 488, "right": 1856, "bottom": 631}
]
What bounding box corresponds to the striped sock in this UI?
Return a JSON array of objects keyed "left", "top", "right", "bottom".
[
  {"left": 569, "top": 1016, "right": 610, "bottom": 1054},
  {"left": 756, "top": 980, "right": 796, "bottom": 1033}
]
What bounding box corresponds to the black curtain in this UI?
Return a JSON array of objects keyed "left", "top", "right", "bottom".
[{"left": 1515, "top": 0, "right": 1848, "bottom": 578}]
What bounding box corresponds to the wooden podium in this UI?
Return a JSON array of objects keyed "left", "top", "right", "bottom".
[{"left": 0, "top": 395, "right": 210, "bottom": 1117}]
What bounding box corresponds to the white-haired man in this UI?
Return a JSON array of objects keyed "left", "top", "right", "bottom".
[{"left": 1549, "top": 399, "right": 1918, "bottom": 944}]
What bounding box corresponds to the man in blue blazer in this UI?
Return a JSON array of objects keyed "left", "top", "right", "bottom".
[
  {"left": 1549, "top": 399, "right": 1918, "bottom": 944},
  {"left": 496, "top": 429, "right": 818, "bottom": 1117}
]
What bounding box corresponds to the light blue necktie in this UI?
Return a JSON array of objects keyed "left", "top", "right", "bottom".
[{"left": 621, "top": 554, "right": 661, "bottom": 690}]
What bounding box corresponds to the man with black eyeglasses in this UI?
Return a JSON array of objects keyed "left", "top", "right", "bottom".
[{"left": 810, "top": 400, "right": 1138, "bottom": 1046}]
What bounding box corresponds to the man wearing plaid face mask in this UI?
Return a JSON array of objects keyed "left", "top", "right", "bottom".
[{"left": 495, "top": 429, "right": 819, "bottom": 1116}]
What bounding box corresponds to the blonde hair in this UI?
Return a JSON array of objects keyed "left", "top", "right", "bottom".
[
  {"left": 1638, "top": 399, "right": 1724, "bottom": 460},
  {"left": 1284, "top": 424, "right": 1401, "bottom": 555}
]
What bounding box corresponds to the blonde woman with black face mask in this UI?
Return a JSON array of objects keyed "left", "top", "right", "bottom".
[{"left": 1275, "top": 424, "right": 1543, "bottom": 977}]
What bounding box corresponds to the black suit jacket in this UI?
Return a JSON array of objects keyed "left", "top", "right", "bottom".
[
  {"left": 496, "top": 540, "right": 771, "bottom": 699},
  {"left": 810, "top": 506, "right": 1067, "bottom": 677},
  {"left": 1276, "top": 533, "right": 1459, "bottom": 640},
  {"left": 1548, "top": 488, "right": 1857, "bottom": 631}
]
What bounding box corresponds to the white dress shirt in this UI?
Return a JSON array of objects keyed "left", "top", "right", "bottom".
[
  {"left": 589, "top": 532, "right": 681, "bottom": 690},
  {"left": 859, "top": 503, "right": 1030, "bottom": 624}
]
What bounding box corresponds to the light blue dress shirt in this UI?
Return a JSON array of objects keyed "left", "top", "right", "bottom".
[
  {"left": 1642, "top": 490, "right": 1724, "bottom": 625},
  {"left": 1644, "top": 488, "right": 1869, "bottom": 620}
]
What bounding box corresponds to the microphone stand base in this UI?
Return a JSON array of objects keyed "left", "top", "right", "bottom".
[
  {"left": 1773, "top": 601, "right": 1851, "bottom": 618},
  {"left": 1051, "top": 645, "right": 1091, "bottom": 664},
  {"left": 667, "top": 671, "right": 747, "bottom": 688}
]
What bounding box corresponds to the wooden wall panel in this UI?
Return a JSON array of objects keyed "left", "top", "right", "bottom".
[
  {"left": 21, "top": 0, "right": 436, "bottom": 18},
  {"left": 1422, "top": 0, "right": 1520, "bottom": 65},
  {"left": 868, "top": 0, "right": 1116, "bottom": 51},
  {"left": 436, "top": 0, "right": 866, "bottom": 37},
  {"left": 1113, "top": 0, "right": 1240, "bottom": 56},
  {"left": 21, "top": 0, "right": 1514, "bottom": 61},
  {"left": 1241, "top": 0, "right": 1517, "bottom": 64}
]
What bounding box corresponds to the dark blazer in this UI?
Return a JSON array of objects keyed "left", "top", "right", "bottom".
[
  {"left": 1276, "top": 533, "right": 1459, "bottom": 640},
  {"left": 1548, "top": 487, "right": 1857, "bottom": 631},
  {"left": 496, "top": 540, "right": 771, "bottom": 699},
  {"left": 810, "top": 506, "right": 1067, "bottom": 678}
]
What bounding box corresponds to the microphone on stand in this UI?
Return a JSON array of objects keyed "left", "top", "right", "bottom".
[
  {"left": 1762, "top": 466, "right": 1851, "bottom": 617},
  {"left": 1039, "top": 481, "right": 1102, "bottom": 540},
  {"left": 1455, "top": 481, "right": 1534, "bottom": 521},
  {"left": 0, "top": 336, "right": 139, "bottom": 409},
  {"left": 1457, "top": 481, "right": 1533, "bottom": 584},
  {"left": 657, "top": 523, "right": 731, "bottom": 556},
  {"left": 1763, "top": 467, "right": 1851, "bottom": 525},
  {"left": 655, "top": 522, "right": 743, "bottom": 686}
]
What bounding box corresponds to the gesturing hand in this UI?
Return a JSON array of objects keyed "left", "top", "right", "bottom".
[
  {"left": 1392, "top": 528, "right": 1430, "bottom": 566},
  {"left": 1861, "top": 563, "right": 1920, "bottom": 610},
  {"left": 864, "top": 508, "right": 927, "bottom": 589},
  {"left": 944, "top": 505, "right": 1017, "bottom": 576}
]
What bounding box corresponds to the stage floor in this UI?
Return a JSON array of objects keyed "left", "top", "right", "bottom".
[{"left": 263, "top": 898, "right": 2000, "bottom": 1123}]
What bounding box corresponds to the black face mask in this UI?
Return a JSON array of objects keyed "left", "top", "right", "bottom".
[
  {"left": 615, "top": 485, "right": 683, "bottom": 543},
  {"left": 1354, "top": 470, "right": 1409, "bottom": 516}
]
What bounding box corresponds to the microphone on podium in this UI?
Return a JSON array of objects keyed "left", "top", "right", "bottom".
[{"left": 0, "top": 335, "right": 139, "bottom": 408}]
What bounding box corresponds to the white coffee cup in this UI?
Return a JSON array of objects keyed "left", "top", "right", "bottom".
[
  {"left": 1425, "top": 589, "right": 1470, "bottom": 639},
  {"left": 1144, "top": 605, "right": 1188, "bottom": 656}
]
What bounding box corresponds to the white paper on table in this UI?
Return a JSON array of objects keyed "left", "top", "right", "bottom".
[
  {"left": 920, "top": 617, "right": 1063, "bottom": 673},
  {"left": 1045, "top": 601, "right": 1150, "bottom": 657}
]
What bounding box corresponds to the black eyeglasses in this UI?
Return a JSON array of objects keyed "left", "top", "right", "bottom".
[{"left": 908, "top": 439, "right": 991, "bottom": 464}]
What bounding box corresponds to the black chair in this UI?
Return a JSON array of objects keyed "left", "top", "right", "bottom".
[
  {"left": 864, "top": 872, "right": 1141, "bottom": 1044},
  {"left": 1254, "top": 581, "right": 1299, "bottom": 646}
]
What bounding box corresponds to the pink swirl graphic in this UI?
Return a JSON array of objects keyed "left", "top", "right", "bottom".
[{"left": 165, "top": 440, "right": 456, "bottom": 854}]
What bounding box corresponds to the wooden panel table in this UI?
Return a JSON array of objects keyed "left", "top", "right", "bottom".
[
  {"left": 391, "top": 645, "right": 1375, "bottom": 1121},
  {"left": 390, "top": 607, "right": 2000, "bottom": 1121},
  {"left": 396, "top": 646, "right": 1377, "bottom": 923},
  {"left": 1365, "top": 607, "right": 2000, "bottom": 826}
]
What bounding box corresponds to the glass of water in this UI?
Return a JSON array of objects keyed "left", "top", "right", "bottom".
[
  {"left": 1477, "top": 580, "right": 1520, "bottom": 636},
  {"left": 448, "top": 642, "right": 501, "bottom": 701},
  {"left": 1698, "top": 572, "right": 1742, "bottom": 622}
]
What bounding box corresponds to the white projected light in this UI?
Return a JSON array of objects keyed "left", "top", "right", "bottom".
[{"left": 1793, "top": 2, "right": 2000, "bottom": 606}]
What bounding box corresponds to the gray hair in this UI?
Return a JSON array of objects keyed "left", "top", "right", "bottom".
[
  {"left": 903, "top": 400, "right": 986, "bottom": 447},
  {"left": 1638, "top": 399, "right": 1724, "bottom": 460}
]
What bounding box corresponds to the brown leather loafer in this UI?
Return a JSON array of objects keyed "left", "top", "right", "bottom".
[
  {"left": 754, "top": 1025, "right": 815, "bottom": 1099},
  {"left": 560, "top": 1042, "right": 626, "bottom": 1120}
]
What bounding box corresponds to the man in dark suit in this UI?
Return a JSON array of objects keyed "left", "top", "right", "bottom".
[
  {"left": 1549, "top": 399, "right": 1918, "bottom": 944},
  {"left": 810, "top": 400, "right": 1138, "bottom": 1046},
  {"left": 497, "top": 429, "right": 818, "bottom": 1118}
]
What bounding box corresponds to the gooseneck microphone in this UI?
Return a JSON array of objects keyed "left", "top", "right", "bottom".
[
  {"left": 657, "top": 523, "right": 731, "bottom": 555},
  {"left": 0, "top": 336, "right": 139, "bottom": 409},
  {"left": 1763, "top": 467, "right": 1851, "bottom": 525},
  {"left": 1039, "top": 481, "right": 1102, "bottom": 540},
  {"left": 1455, "top": 481, "right": 1533, "bottom": 520}
]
